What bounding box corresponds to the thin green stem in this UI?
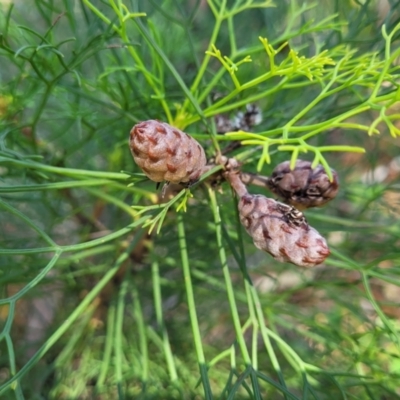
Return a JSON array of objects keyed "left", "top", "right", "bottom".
[
  {"left": 151, "top": 257, "right": 178, "bottom": 381},
  {"left": 208, "top": 188, "right": 251, "bottom": 365},
  {"left": 97, "top": 303, "right": 116, "bottom": 389},
  {"left": 0, "top": 157, "right": 132, "bottom": 180},
  {"left": 132, "top": 283, "right": 149, "bottom": 383},
  {"left": 0, "top": 179, "right": 120, "bottom": 192},
  {"left": 115, "top": 279, "right": 128, "bottom": 399},
  {"left": 177, "top": 213, "right": 212, "bottom": 399},
  {"left": 0, "top": 216, "right": 150, "bottom": 256}
]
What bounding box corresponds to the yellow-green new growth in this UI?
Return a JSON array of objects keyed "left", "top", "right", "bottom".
[
  {"left": 259, "top": 36, "right": 336, "bottom": 80},
  {"left": 206, "top": 44, "right": 252, "bottom": 89}
]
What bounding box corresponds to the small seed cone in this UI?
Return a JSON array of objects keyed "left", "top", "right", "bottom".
[
  {"left": 226, "top": 172, "right": 330, "bottom": 267},
  {"left": 130, "top": 120, "right": 207, "bottom": 184},
  {"left": 267, "top": 160, "right": 339, "bottom": 209}
]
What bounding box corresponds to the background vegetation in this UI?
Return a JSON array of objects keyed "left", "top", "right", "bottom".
[{"left": 1, "top": 0, "right": 400, "bottom": 398}]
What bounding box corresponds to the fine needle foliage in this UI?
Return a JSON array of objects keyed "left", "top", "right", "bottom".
[{"left": 1, "top": 0, "right": 400, "bottom": 399}]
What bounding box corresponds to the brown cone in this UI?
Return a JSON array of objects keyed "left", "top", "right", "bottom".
[
  {"left": 129, "top": 120, "right": 207, "bottom": 184},
  {"left": 267, "top": 160, "right": 339, "bottom": 209},
  {"left": 226, "top": 172, "right": 330, "bottom": 268}
]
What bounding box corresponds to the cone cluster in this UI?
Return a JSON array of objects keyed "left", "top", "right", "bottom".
[{"left": 129, "top": 120, "right": 339, "bottom": 268}]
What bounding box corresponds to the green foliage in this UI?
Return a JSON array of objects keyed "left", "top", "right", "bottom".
[{"left": 1, "top": 0, "right": 400, "bottom": 399}]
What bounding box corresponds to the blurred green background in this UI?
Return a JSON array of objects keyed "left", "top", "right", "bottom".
[{"left": 1, "top": 0, "right": 400, "bottom": 399}]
